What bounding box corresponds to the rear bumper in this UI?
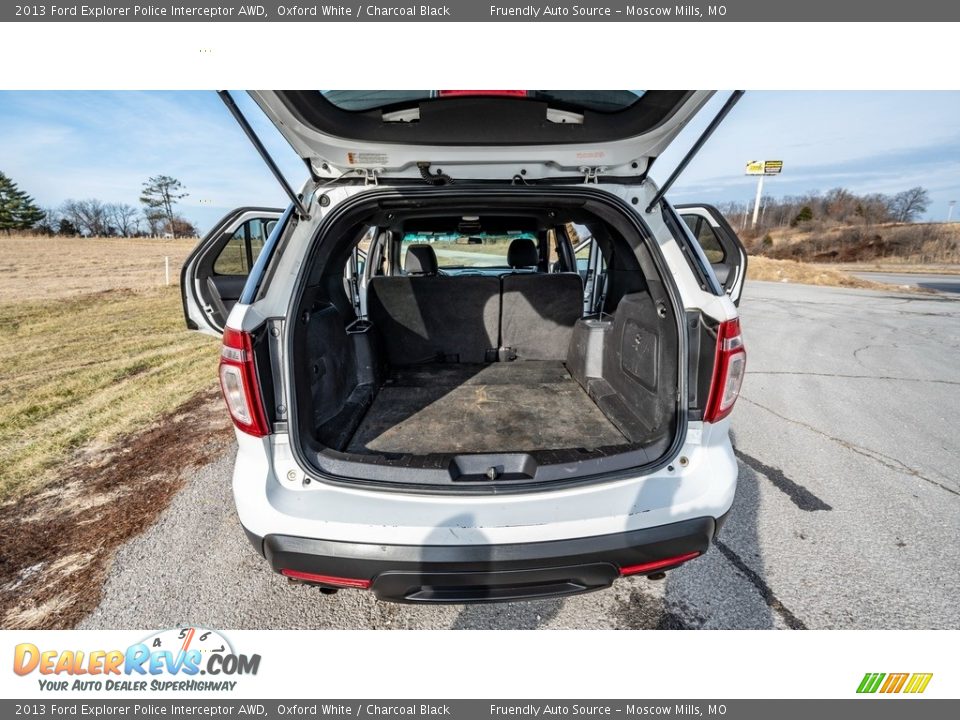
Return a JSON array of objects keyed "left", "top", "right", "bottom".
[{"left": 245, "top": 515, "right": 722, "bottom": 603}]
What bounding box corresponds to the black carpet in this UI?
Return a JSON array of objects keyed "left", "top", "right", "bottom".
[{"left": 346, "top": 361, "right": 627, "bottom": 455}]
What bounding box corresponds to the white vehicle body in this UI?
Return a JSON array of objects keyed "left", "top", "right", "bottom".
[{"left": 182, "top": 90, "right": 748, "bottom": 602}]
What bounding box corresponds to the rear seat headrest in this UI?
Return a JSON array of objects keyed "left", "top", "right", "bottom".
[
  {"left": 507, "top": 238, "right": 539, "bottom": 269},
  {"left": 404, "top": 243, "right": 439, "bottom": 276}
]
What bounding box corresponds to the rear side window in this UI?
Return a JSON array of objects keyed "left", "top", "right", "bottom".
[
  {"left": 571, "top": 224, "right": 591, "bottom": 263},
  {"left": 570, "top": 223, "right": 606, "bottom": 275},
  {"left": 215, "top": 218, "right": 275, "bottom": 275},
  {"left": 660, "top": 203, "right": 723, "bottom": 298},
  {"left": 546, "top": 229, "right": 561, "bottom": 270},
  {"left": 682, "top": 215, "right": 726, "bottom": 264}
]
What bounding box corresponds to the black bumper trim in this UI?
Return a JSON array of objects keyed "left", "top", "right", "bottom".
[{"left": 251, "top": 515, "right": 721, "bottom": 603}]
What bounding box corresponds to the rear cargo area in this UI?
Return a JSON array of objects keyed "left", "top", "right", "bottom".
[
  {"left": 294, "top": 285, "right": 679, "bottom": 476},
  {"left": 287, "top": 193, "right": 684, "bottom": 487},
  {"left": 346, "top": 361, "right": 626, "bottom": 456}
]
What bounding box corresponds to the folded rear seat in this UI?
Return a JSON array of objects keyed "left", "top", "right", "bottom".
[
  {"left": 367, "top": 244, "right": 500, "bottom": 365},
  {"left": 368, "top": 241, "right": 583, "bottom": 365},
  {"left": 499, "top": 239, "right": 584, "bottom": 361}
]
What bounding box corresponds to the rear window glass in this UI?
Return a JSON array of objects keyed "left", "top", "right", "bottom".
[
  {"left": 682, "top": 215, "right": 726, "bottom": 264},
  {"left": 401, "top": 232, "right": 537, "bottom": 269},
  {"left": 321, "top": 91, "right": 646, "bottom": 114},
  {"left": 214, "top": 217, "right": 274, "bottom": 275}
]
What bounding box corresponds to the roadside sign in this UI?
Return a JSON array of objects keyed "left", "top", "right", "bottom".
[
  {"left": 746, "top": 160, "right": 783, "bottom": 175},
  {"left": 746, "top": 160, "right": 783, "bottom": 227}
]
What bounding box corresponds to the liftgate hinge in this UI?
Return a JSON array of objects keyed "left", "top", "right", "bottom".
[{"left": 580, "top": 166, "right": 606, "bottom": 184}]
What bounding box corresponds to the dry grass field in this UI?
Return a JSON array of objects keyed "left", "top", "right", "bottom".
[
  {"left": 0, "top": 236, "right": 220, "bottom": 502},
  {"left": 0, "top": 235, "right": 197, "bottom": 302},
  {"left": 746, "top": 256, "right": 887, "bottom": 289},
  {"left": 0, "top": 235, "right": 237, "bottom": 628}
]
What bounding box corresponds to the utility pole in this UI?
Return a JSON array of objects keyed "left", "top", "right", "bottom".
[
  {"left": 751, "top": 175, "right": 764, "bottom": 227},
  {"left": 949, "top": 200, "right": 956, "bottom": 223}
]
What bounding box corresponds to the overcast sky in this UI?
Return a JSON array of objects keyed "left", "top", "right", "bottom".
[{"left": 1, "top": 90, "right": 958, "bottom": 233}]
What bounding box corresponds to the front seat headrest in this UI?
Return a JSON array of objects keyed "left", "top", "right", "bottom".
[
  {"left": 507, "top": 238, "right": 539, "bottom": 269},
  {"left": 404, "top": 243, "right": 439, "bottom": 276}
]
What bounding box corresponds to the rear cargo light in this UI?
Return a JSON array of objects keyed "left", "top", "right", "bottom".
[
  {"left": 219, "top": 327, "right": 269, "bottom": 437},
  {"left": 703, "top": 318, "right": 746, "bottom": 423},
  {"left": 281, "top": 569, "right": 372, "bottom": 589},
  {"left": 437, "top": 90, "right": 528, "bottom": 98},
  {"left": 619, "top": 551, "right": 701, "bottom": 577}
]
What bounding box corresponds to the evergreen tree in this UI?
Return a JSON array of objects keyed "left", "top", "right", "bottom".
[
  {"left": 58, "top": 218, "right": 79, "bottom": 236},
  {"left": 790, "top": 205, "right": 814, "bottom": 227},
  {"left": 0, "top": 171, "right": 45, "bottom": 231}
]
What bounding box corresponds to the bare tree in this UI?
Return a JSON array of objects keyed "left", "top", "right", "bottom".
[
  {"left": 168, "top": 215, "right": 198, "bottom": 238},
  {"left": 60, "top": 200, "right": 83, "bottom": 235},
  {"left": 35, "top": 206, "right": 62, "bottom": 235},
  {"left": 823, "top": 187, "right": 864, "bottom": 223},
  {"left": 106, "top": 202, "right": 141, "bottom": 237},
  {"left": 143, "top": 210, "right": 164, "bottom": 237},
  {"left": 890, "top": 187, "right": 930, "bottom": 223},
  {"left": 61, "top": 199, "right": 110, "bottom": 236},
  {"left": 716, "top": 186, "right": 933, "bottom": 234},
  {"left": 84, "top": 199, "right": 109, "bottom": 236},
  {"left": 855, "top": 193, "right": 895, "bottom": 226}
]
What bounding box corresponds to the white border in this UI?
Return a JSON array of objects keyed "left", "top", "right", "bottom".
[
  {"left": 0, "top": 22, "right": 958, "bottom": 90},
  {"left": 1, "top": 16, "right": 957, "bottom": 704}
]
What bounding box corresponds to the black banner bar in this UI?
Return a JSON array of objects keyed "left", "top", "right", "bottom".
[
  {"left": 4, "top": 1, "right": 960, "bottom": 22},
  {"left": 1, "top": 700, "right": 956, "bottom": 719}
]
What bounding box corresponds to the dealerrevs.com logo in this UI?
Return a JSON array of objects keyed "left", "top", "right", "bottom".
[{"left": 13, "top": 627, "right": 260, "bottom": 692}]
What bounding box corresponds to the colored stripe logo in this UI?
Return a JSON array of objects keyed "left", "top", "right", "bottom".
[{"left": 857, "top": 672, "right": 933, "bottom": 694}]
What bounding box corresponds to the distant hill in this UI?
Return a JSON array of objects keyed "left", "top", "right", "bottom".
[{"left": 744, "top": 221, "right": 960, "bottom": 265}]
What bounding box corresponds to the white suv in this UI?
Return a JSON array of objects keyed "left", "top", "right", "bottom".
[{"left": 181, "top": 90, "right": 747, "bottom": 603}]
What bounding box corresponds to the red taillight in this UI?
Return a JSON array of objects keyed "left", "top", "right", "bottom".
[
  {"left": 703, "top": 318, "right": 746, "bottom": 423},
  {"left": 281, "top": 569, "right": 372, "bottom": 589},
  {"left": 437, "top": 90, "right": 528, "bottom": 98},
  {"left": 619, "top": 551, "right": 701, "bottom": 577},
  {"left": 219, "top": 327, "right": 269, "bottom": 437}
]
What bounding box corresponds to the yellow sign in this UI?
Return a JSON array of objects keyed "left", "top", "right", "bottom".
[{"left": 745, "top": 160, "right": 783, "bottom": 176}]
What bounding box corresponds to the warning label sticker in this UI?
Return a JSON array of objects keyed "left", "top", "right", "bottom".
[{"left": 347, "top": 152, "right": 389, "bottom": 165}]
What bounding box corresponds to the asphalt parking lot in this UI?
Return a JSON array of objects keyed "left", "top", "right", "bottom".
[
  {"left": 80, "top": 281, "right": 960, "bottom": 630},
  {"left": 850, "top": 271, "right": 960, "bottom": 294}
]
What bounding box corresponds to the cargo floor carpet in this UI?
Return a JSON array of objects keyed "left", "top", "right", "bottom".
[{"left": 346, "top": 361, "right": 627, "bottom": 455}]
